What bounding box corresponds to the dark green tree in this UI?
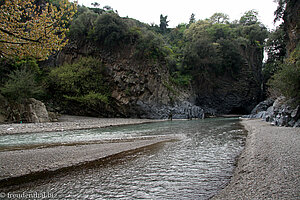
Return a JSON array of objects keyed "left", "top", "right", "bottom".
[
  {"left": 209, "top": 13, "right": 229, "bottom": 24},
  {"left": 189, "top": 13, "right": 196, "bottom": 24},
  {"left": 160, "top": 14, "right": 169, "bottom": 33},
  {"left": 91, "top": 2, "right": 100, "bottom": 7},
  {"left": 239, "top": 10, "right": 259, "bottom": 25},
  {"left": 1, "top": 68, "right": 43, "bottom": 103},
  {"left": 91, "top": 13, "right": 129, "bottom": 46}
]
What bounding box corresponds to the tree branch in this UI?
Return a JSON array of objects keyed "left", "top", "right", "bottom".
[
  {"left": 0, "top": 40, "right": 30, "bottom": 45},
  {"left": 0, "top": 28, "right": 42, "bottom": 43}
]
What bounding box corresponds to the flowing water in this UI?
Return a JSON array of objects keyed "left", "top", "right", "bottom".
[{"left": 0, "top": 118, "right": 247, "bottom": 199}]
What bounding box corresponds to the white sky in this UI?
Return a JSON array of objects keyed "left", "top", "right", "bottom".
[{"left": 76, "top": 0, "right": 279, "bottom": 30}]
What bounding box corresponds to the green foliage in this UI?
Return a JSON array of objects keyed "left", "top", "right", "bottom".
[
  {"left": 13, "top": 58, "right": 41, "bottom": 75},
  {"left": 268, "top": 55, "right": 300, "bottom": 102},
  {"left": 64, "top": 92, "right": 108, "bottom": 106},
  {"left": 189, "top": 13, "right": 196, "bottom": 25},
  {"left": 48, "top": 57, "right": 110, "bottom": 106},
  {"left": 69, "top": 7, "right": 128, "bottom": 47},
  {"left": 134, "top": 29, "right": 170, "bottom": 61},
  {"left": 239, "top": 10, "right": 259, "bottom": 25},
  {"left": 0, "top": 68, "right": 43, "bottom": 102},
  {"left": 91, "top": 13, "right": 129, "bottom": 46},
  {"left": 160, "top": 14, "right": 169, "bottom": 34},
  {"left": 170, "top": 72, "right": 192, "bottom": 86},
  {"left": 263, "top": 25, "right": 287, "bottom": 82},
  {"left": 68, "top": 10, "right": 98, "bottom": 40},
  {"left": 209, "top": 13, "right": 229, "bottom": 24},
  {"left": 265, "top": 25, "right": 287, "bottom": 63}
]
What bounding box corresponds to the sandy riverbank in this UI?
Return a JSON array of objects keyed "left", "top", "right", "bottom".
[
  {"left": 0, "top": 115, "right": 163, "bottom": 135},
  {"left": 213, "top": 119, "right": 300, "bottom": 199}
]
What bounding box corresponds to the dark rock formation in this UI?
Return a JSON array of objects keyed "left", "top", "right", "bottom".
[
  {"left": 194, "top": 36, "right": 265, "bottom": 115},
  {"left": 243, "top": 96, "right": 300, "bottom": 127},
  {"left": 195, "top": 63, "right": 263, "bottom": 115},
  {"left": 250, "top": 99, "right": 274, "bottom": 115},
  {"left": 49, "top": 41, "right": 204, "bottom": 119},
  {"left": 283, "top": 0, "right": 300, "bottom": 55}
]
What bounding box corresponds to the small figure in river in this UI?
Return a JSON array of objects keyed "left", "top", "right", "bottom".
[{"left": 168, "top": 112, "right": 173, "bottom": 121}]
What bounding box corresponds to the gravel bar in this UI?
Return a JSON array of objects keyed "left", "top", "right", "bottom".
[
  {"left": 0, "top": 115, "right": 163, "bottom": 135},
  {"left": 0, "top": 136, "right": 176, "bottom": 185},
  {"left": 213, "top": 119, "right": 300, "bottom": 199}
]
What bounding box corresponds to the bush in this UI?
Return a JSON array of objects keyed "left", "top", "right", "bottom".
[
  {"left": 134, "top": 29, "right": 170, "bottom": 61},
  {"left": 48, "top": 57, "right": 110, "bottom": 107},
  {"left": 170, "top": 72, "right": 192, "bottom": 87},
  {"left": 68, "top": 10, "right": 98, "bottom": 41},
  {"left": 268, "top": 45, "right": 300, "bottom": 103},
  {"left": 90, "top": 13, "right": 129, "bottom": 46},
  {"left": 0, "top": 69, "right": 43, "bottom": 103}
]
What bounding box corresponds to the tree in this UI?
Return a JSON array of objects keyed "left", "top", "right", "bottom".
[
  {"left": 160, "top": 14, "right": 169, "bottom": 33},
  {"left": 209, "top": 13, "right": 229, "bottom": 24},
  {"left": 103, "top": 5, "right": 114, "bottom": 12},
  {"left": 239, "top": 10, "right": 259, "bottom": 25},
  {"left": 1, "top": 68, "right": 43, "bottom": 103},
  {"left": 0, "top": 0, "right": 76, "bottom": 61},
  {"left": 91, "top": 2, "right": 100, "bottom": 7},
  {"left": 189, "top": 13, "right": 196, "bottom": 24},
  {"left": 91, "top": 13, "right": 129, "bottom": 46}
]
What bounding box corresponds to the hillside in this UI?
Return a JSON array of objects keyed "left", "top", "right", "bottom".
[{"left": 0, "top": 0, "right": 298, "bottom": 122}]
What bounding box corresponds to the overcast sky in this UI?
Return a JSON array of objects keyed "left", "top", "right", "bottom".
[{"left": 76, "top": 0, "right": 279, "bottom": 30}]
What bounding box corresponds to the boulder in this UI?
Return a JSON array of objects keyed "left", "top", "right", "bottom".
[
  {"left": 26, "top": 98, "right": 50, "bottom": 123},
  {"left": 291, "top": 105, "right": 300, "bottom": 119},
  {"left": 244, "top": 96, "right": 299, "bottom": 127},
  {"left": 251, "top": 99, "right": 274, "bottom": 114}
]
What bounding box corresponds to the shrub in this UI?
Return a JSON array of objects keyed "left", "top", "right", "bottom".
[
  {"left": 68, "top": 10, "right": 98, "bottom": 41},
  {"left": 134, "top": 30, "right": 170, "bottom": 61},
  {"left": 170, "top": 72, "right": 192, "bottom": 87},
  {"left": 90, "top": 13, "right": 129, "bottom": 46},
  {"left": 48, "top": 57, "right": 110, "bottom": 107},
  {"left": 268, "top": 45, "right": 300, "bottom": 103},
  {"left": 0, "top": 69, "right": 43, "bottom": 103}
]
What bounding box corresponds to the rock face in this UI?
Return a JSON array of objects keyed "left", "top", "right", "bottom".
[
  {"left": 283, "top": 0, "right": 300, "bottom": 55},
  {"left": 51, "top": 42, "right": 204, "bottom": 119},
  {"left": 50, "top": 34, "right": 264, "bottom": 118},
  {"left": 194, "top": 47, "right": 264, "bottom": 115},
  {"left": 137, "top": 100, "right": 204, "bottom": 119},
  {"left": 243, "top": 96, "right": 300, "bottom": 127}
]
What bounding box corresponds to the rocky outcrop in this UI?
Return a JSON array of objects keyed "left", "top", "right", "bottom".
[
  {"left": 136, "top": 100, "right": 204, "bottom": 119},
  {"left": 1, "top": 98, "right": 55, "bottom": 123},
  {"left": 283, "top": 0, "right": 300, "bottom": 55},
  {"left": 26, "top": 98, "right": 50, "bottom": 123},
  {"left": 250, "top": 99, "right": 275, "bottom": 115},
  {"left": 243, "top": 96, "right": 300, "bottom": 127},
  {"left": 195, "top": 64, "right": 263, "bottom": 115},
  {"left": 50, "top": 42, "right": 204, "bottom": 119}
]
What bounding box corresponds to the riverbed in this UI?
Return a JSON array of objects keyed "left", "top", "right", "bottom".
[{"left": 0, "top": 118, "right": 246, "bottom": 199}]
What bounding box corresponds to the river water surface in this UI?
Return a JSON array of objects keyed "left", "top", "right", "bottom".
[{"left": 1, "top": 118, "right": 246, "bottom": 199}]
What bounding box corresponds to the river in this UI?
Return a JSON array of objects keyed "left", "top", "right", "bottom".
[{"left": 0, "top": 118, "right": 246, "bottom": 199}]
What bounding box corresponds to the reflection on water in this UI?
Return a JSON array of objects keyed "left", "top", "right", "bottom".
[{"left": 1, "top": 118, "right": 246, "bottom": 199}]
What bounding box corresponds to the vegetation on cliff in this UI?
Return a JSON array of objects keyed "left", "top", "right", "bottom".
[
  {"left": 0, "top": 0, "right": 298, "bottom": 121},
  {"left": 265, "top": 0, "right": 300, "bottom": 105}
]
